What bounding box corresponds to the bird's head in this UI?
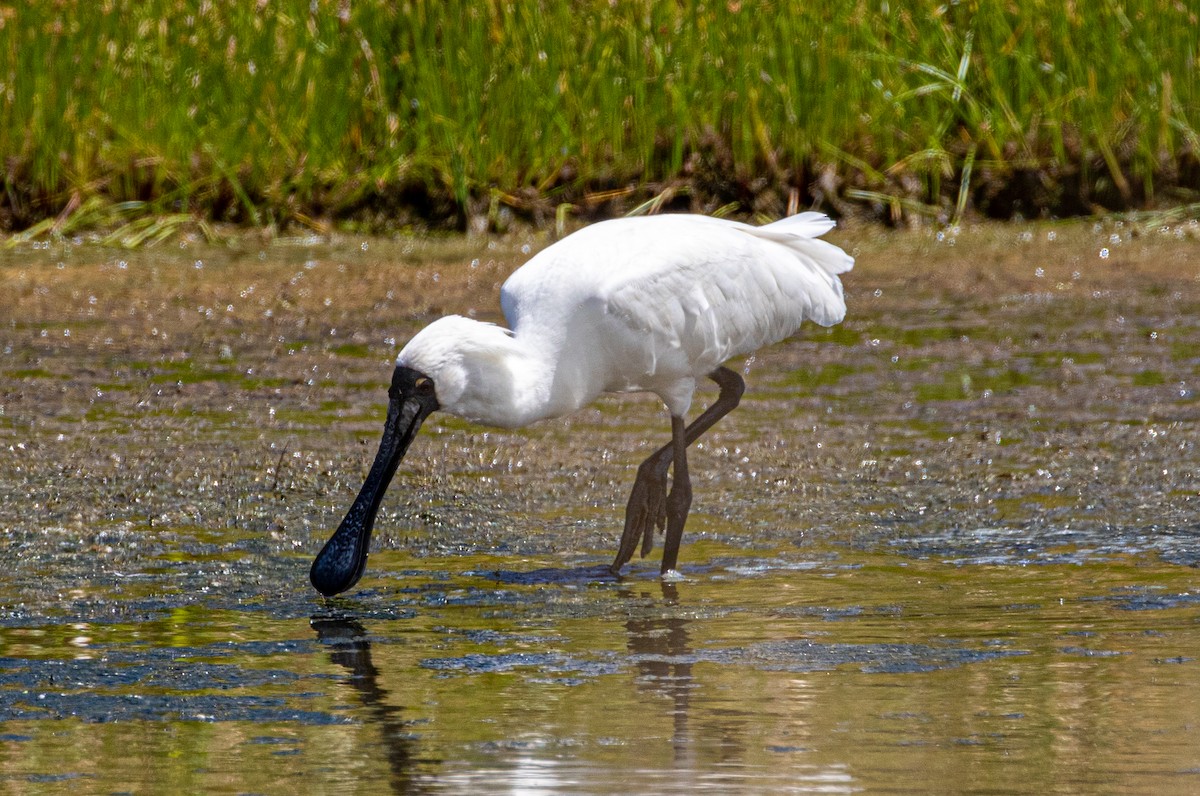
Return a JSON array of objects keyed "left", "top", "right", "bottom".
[
  {"left": 391, "top": 315, "right": 519, "bottom": 425},
  {"left": 389, "top": 315, "right": 479, "bottom": 412}
]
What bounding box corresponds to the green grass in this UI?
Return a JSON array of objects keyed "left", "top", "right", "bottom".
[
  {"left": 2, "top": 0, "right": 1198, "bottom": 234},
  {"left": 782, "top": 362, "right": 861, "bottom": 389},
  {"left": 1132, "top": 369, "right": 1166, "bottom": 386}
]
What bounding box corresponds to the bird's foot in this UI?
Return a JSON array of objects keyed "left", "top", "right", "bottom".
[{"left": 609, "top": 460, "right": 669, "bottom": 573}]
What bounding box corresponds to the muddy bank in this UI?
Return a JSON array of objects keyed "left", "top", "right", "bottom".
[{"left": 2, "top": 219, "right": 1199, "bottom": 595}]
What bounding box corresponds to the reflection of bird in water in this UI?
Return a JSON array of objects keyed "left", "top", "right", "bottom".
[
  {"left": 312, "top": 212, "right": 853, "bottom": 595},
  {"left": 623, "top": 583, "right": 695, "bottom": 763},
  {"left": 623, "top": 582, "right": 754, "bottom": 769},
  {"left": 311, "top": 617, "right": 436, "bottom": 793}
]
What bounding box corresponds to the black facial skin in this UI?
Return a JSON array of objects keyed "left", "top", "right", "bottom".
[{"left": 309, "top": 366, "right": 439, "bottom": 597}]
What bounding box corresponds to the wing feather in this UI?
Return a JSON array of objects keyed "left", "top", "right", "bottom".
[
  {"left": 499, "top": 213, "right": 853, "bottom": 411},
  {"left": 595, "top": 215, "right": 850, "bottom": 371}
]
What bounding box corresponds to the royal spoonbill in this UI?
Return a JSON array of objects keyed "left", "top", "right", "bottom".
[{"left": 310, "top": 212, "right": 854, "bottom": 596}]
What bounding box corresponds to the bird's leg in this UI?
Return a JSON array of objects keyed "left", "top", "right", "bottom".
[
  {"left": 610, "top": 450, "right": 670, "bottom": 571},
  {"left": 659, "top": 415, "right": 691, "bottom": 574},
  {"left": 634, "top": 367, "right": 745, "bottom": 558},
  {"left": 610, "top": 367, "right": 745, "bottom": 574}
]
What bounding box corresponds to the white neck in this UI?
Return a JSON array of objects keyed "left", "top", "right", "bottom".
[
  {"left": 456, "top": 332, "right": 561, "bottom": 428},
  {"left": 399, "top": 316, "right": 605, "bottom": 429}
]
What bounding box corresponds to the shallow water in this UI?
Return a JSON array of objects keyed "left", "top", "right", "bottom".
[{"left": 2, "top": 222, "right": 1199, "bottom": 793}]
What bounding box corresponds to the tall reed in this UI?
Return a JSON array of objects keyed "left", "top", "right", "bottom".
[{"left": 2, "top": 0, "right": 1197, "bottom": 229}]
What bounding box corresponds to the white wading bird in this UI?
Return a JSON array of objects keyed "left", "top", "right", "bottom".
[{"left": 310, "top": 212, "right": 854, "bottom": 596}]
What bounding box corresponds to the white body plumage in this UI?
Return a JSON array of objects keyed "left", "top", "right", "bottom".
[{"left": 397, "top": 212, "right": 853, "bottom": 428}]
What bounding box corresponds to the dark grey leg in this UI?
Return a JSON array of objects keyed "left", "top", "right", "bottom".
[
  {"left": 659, "top": 415, "right": 691, "bottom": 574},
  {"left": 610, "top": 367, "right": 744, "bottom": 574}
]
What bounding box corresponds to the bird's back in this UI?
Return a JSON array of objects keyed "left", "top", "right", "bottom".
[{"left": 500, "top": 213, "right": 853, "bottom": 415}]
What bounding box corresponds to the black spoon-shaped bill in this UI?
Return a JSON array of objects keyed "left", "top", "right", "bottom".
[{"left": 310, "top": 367, "right": 439, "bottom": 597}]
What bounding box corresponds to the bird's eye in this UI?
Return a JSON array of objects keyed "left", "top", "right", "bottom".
[{"left": 414, "top": 376, "right": 434, "bottom": 394}]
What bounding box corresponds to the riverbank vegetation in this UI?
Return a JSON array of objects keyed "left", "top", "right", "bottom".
[{"left": 3, "top": 0, "right": 1198, "bottom": 238}]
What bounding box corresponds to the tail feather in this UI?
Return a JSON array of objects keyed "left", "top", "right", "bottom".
[
  {"left": 762, "top": 211, "right": 837, "bottom": 237},
  {"left": 751, "top": 212, "right": 855, "bottom": 276}
]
